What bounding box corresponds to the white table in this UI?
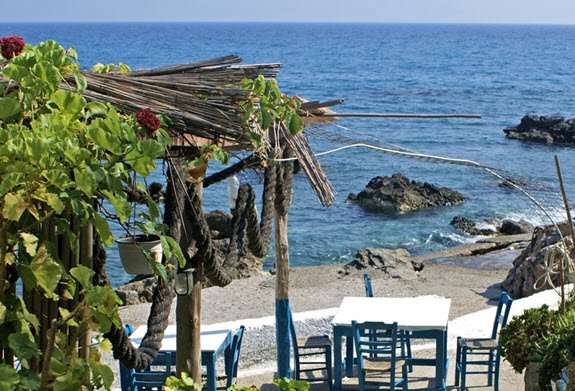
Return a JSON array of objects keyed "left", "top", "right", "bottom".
[
  {"left": 129, "top": 325, "right": 233, "bottom": 391},
  {"left": 331, "top": 296, "right": 451, "bottom": 391}
]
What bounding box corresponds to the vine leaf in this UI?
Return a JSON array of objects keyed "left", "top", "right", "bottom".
[
  {"left": 20, "top": 233, "right": 39, "bottom": 257},
  {"left": 8, "top": 333, "right": 40, "bottom": 361},
  {"left": 2, "top": 192, "right": 27, "bottom": 221},
  {"left": 0, "top": 364, "right": 19, "bottom": 390},
  {"left": 30, "top": 246, "right": 62, "bottom": 299}
]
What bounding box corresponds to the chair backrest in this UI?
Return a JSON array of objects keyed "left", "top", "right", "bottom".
[
  {"left": 363, "top": 273, "right": 373, "bottom": 298},
  {"left": 352, "top": 321, "right": 403, "bottom": 365},
  {"left": 132, "top": 351, "right": 176, "bottom": 390},
  {"left": 491, "top": 292, "right": 513, "bottom": 339},
  {"left": 226, "top": 325, "right": 246, "bottom": 388}
]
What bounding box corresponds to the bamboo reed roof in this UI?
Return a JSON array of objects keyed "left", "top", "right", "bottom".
[{"left": 78, "top": 55, "right": 336, "bottom": 206}]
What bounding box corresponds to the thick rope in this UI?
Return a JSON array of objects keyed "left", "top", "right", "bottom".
[
  {"left": 102, "top": 165, "right": 183, "bottom": 370},
  {"left": 186, "top": 183, "right": 233, "bottom": 286}
]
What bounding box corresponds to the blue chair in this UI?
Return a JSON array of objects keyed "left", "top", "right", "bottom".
[
  {"left": 363, "top": 273, "right": 373, "bottom": 297},
  {"left": 288, "top": 306, "right": 332, "bottom": 388},
  {"left": 363, "top": 274, "right": 412, "bottom": 371},
  {"left": 225, "top": 325, "right": 245, "bottom": 388},
  {"left": 454, "top": 292, "right": 513, "bottom": 390},
  {"left": 352, "top": 320, "right": 408, "bottom": 391}
]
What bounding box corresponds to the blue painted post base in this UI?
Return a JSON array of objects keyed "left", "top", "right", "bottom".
[{"left": 276, "top": 298, "right": 291, "bottom": 379}]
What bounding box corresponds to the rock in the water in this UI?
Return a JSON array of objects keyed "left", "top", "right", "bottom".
[
  {"left": 504, "top": 115, "right": 575, "bottom": 144},
  {"left": 450, "top": 215, "right": 496, "bottom": 236},
  {"left": 501, "top": 224, "right": 571, "bottom": 299},
  {"left": 450, "top": 216, "right": 532, "bottom": 237},
  {"left": 115, "top": 276, "right": 157, "bottom": 305},
  {"left": 347, "top": 173, "right": 464, "bottom": 213},
  {"left": 499, "top": 219, "right": 533, "bottom": 235},
  {"left": 340, "top": 247, "right": 419, "bottom": 279}
]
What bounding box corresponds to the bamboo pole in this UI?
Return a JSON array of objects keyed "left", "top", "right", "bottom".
[
  {"left": 554, "top": 155, "right": 574, "bottom": 313},
  {"left": 319, "top": 112, "right": 482, "bottom": 119},
  {"left": 78, "top": 223, "right": 93, "bottom": 359}
]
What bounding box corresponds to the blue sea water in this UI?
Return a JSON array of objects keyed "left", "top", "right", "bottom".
[{"left": 3, "top": 22, "right": 575, "bottom": 286}]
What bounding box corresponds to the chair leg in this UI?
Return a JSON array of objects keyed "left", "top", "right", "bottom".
[
  {"left": 405, "top": 332, "right": 413, "bottom": 373},
  {"left": 402, "top": 362, "right": 409, "bottom": 391},
  {"left": 494, "top": 350, "right": 501, "bottom": 391},
  {"left": 487, "top": 350, "right": 494, "bottom": 386},
  {"left": 326, "top": 346, "right": 333, "bottom": 390},
  {"left": 460, "top": 346, "right": 468, "bottom": 391},
  {"left": 358, "top": 369, "right": 365, "bottom": 391},
  {"left": 454, "top": 337, "right": 461, "bottom": 387}
]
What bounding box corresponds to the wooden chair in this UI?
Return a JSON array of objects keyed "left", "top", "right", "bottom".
[
  {"left": 352, "top": 320, "right": 408, "bottom": 391},
  {"left": 288, "top": 307, "right": 333, "bottom": 388},
  {"left": 363, "top": 274, "right": 412, "bottom": 371},
  {"left": 454, "top": 292, "right": 513, "bottom": 390},
  {"left": 225, "top": 325, "right": 246, "bottom": 388}
]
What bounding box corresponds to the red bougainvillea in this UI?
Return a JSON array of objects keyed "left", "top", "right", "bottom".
[
  {"left": 136, "top": 108, "right": 161, "bottom": 135},
  {"left": 0, "top": 35, "right": 25, "bottom": 59}
]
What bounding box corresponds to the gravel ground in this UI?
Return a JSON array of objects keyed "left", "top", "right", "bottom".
[{"left": 111, "top": 255, "right": 526, "bottom": 390}]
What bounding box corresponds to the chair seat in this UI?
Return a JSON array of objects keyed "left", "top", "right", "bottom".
[
  {"left": 363, "top": 357, "right": 406, "bottom": 372},
  {"left": 460, "top": 337, "right": 499, "bottom": 351},
  {"left": 297, "top": 335, "right": 331, "bottom": 349}
]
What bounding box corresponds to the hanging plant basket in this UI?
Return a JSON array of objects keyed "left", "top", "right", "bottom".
[{"left": 116, "top": 234, "right": 163, "bottom": 275}]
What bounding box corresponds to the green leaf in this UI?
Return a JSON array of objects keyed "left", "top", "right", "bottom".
[
  {"left": 20, "top": 233, "right": 39, "bottom": 257},
  {"left": 0, "top": 96, "right": 21, "bottom": 120},
  {"left": 50, "top": 90, "right": 86, "bottom": 119},
  {"left": 3, "top": 192, "right": 27, "bottom": 221},
  {"left": 0, "top": 302, "right": 6, "bottom": 325},
  {"left": 152, "top": 261, "right": 168, "bottom": 282},
  {"left": 288, "top": 114, "right": 303, "bottom": 135},
  {"left": 74, "top": 73, "right": 87, "bottom": 94},
  {"left": 18, "top": 368, "right": 41, "bottom": 390},
  {"left": 0, "top": 172, "right": 25, "bottom": 196},
  {"left": 0, "top": 364, "right": 19, "bottom": 390},
  {"left": 164, "top": 235, "right": 186, "bottom": 268},
  {"left": 93, "top": 213, "right": 113, "bottom": 246},
  {"left": 70, "top": 265, "right": 94, "bottom": 290},
  {"left": 30, "top": 246, "right": 62, "bottom": 299},
  {"left": 87, "top": 125, "right": 122, "bottom": 155},
  {"left": 261, "top": 109, "right": 272, "bottom": 130},
  {"left": 73, "top": 167, "right": 95, "bottom": 196},
  {"left": 58, "top": 308, "right": 79, "bottom": 327},
  {"left": 100, "top": 190, "right": 131, "bottom": 221},
  {"left": 8, "top": 333, "right": 40, "bottom": 361}
]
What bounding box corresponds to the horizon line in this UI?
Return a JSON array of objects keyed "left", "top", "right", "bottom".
[{"left": 2, "top": 20, "right": 575, "bottom": 26}]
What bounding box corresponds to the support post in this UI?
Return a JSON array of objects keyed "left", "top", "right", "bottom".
[
  {"left": 177, "top": 182, "right": 203, "bottom": 383},
  {"left": 275, "top": 210, "right": 291, "bottom": 378}
]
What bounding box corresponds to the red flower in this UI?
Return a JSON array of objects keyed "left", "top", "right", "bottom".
[
  {"left": 136, "top": 108, "right": 161, "bottom": 135},
  {"left": 0, "top": 35, "right": 25, "bottom": 59}
]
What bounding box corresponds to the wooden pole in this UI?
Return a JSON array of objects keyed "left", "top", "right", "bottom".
[
  {"left": 554, "top": 155, "right": 574, "bottom": 313},
  {"left": 176, "top": 181, "right": 203, "bottom": 383},
  {"left": 318, "top": 112, "right": 482, "bottom": 119},
  {"left": 275, "top": 208, "right": 291, "bottom": 378}
]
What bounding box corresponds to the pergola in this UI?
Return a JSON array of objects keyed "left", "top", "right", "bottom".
[{"left": 78, "top": 55, "right": 337, "bottom": 381}]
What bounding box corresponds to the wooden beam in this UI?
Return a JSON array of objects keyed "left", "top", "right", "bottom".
[{"left": 319, "top": 112, "right": 482, "bottom": 119}]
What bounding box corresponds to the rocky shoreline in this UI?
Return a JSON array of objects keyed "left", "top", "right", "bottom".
[{"left": 504, "top": 115, "right": 575, "bottom": 144}]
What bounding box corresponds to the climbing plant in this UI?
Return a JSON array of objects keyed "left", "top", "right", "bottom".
[
  {"left": 0, "top": 37, "right": 184, "bottom": 390},
  {"left": 240, "top": 75, "right": 303, "bottom": 163}
]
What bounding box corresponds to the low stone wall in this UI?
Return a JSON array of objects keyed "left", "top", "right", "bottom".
[{"left": 203, "top": 307, "right": 338, "bottom": 371}]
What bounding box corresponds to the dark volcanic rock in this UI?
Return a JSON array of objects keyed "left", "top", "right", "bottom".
[
  {"left": 205, "top": 210, "right": 232, "bottom": 239},
  {"left": 450, "top": 216, "right": 495, "bottom": 236},
  {"left": 347, "top": 173, "right": 464, "bottom": 213},
  {"left": 340, "top": 247, "right": 420, "bottom": 278},
  {"left": 501, "top": 224, "right": 571, "bottom": 299},
  {"left": 499, "top": 219, "right": 533, "bottom": 235},
  {"left": 504, "top": 115, "right": 575, "bottom": 144}
]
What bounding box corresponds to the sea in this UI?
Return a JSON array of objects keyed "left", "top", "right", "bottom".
[{"left": 2, "top": 22, "right": 575, "bottom": 287}]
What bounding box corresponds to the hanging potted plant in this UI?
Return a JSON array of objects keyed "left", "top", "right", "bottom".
[
  {"left": 116, "top": 233, "right": 163, "bottom": 275},
  {"left": 115, "top": 107, "right": 167, "bottom": 275}
]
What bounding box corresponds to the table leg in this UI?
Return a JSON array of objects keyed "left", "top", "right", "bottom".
[
  {"left": 435, "top": 329, "right": 447, "bottom": 391},
  {"left": 345, "top": 335, "right": 354, "bottom": 378},
  {"left": 333, "top": 327, "right": 343, "bottom": 391}
]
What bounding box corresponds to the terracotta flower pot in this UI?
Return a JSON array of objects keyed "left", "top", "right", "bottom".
[{"left": 116, "top": 234, "right": 162, "bottom": 275}]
